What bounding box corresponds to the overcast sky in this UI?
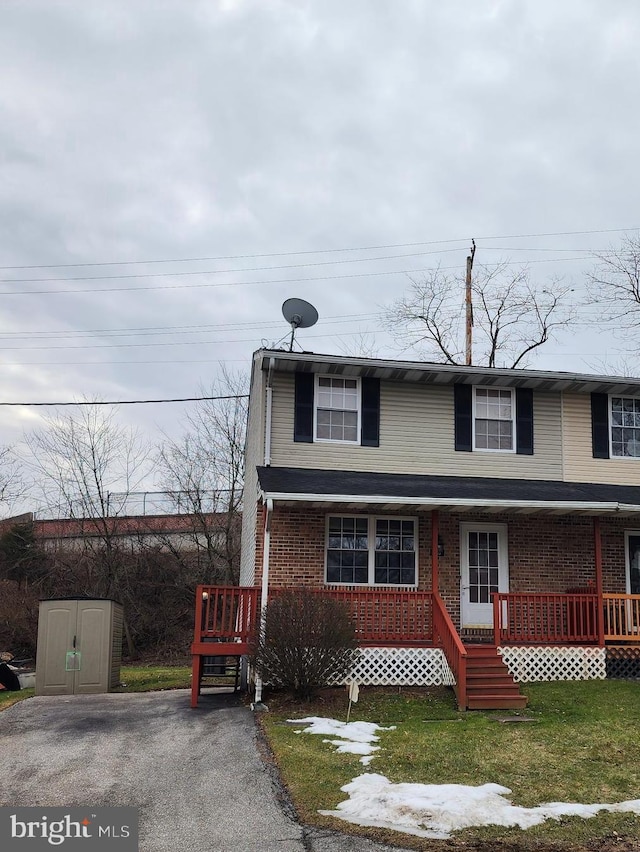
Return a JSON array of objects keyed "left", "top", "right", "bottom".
[{"left": 2, "top": 0, "right": 640, "bottom": 501}]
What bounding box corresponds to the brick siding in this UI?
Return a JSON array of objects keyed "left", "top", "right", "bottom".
[{"left": 253, "top": 501, "right": 633, "bottom": 626}]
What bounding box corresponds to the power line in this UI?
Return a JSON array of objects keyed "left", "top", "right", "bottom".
[
  {"left": 0, "top": 394, "right": 250, "bottom": 407},
  {"left": 0, "top": 254, "right": 595, "bottom": 297},
  {"left": 0, "top": 247, "right": 465, "bottom": 284},
  {"left": 0, "top": 312, "right": 384, "bottom": 342},
  {"left": 0, "top": 226, "right": 636, "bottom": 271}
]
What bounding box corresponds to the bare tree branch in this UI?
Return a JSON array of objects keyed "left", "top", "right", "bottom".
[
  {"left": 385, "top": 263, "right": 574, "bottom": 368},
  {"left": 588, "top": 235, "right": 640, "bottom": 331},
  {"left": 154, "top": 366, "right": 248, "bottom": 584}
]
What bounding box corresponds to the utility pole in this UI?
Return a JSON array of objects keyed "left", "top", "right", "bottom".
[{"left": 465, "top": 239, "right": 476, "bottom": 366}]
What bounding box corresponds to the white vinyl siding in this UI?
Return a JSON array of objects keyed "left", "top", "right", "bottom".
[
  {"left": 239, "top": 356, "right": 266, "bottom": 585},
  {"left": 563, "top": 393, "right": 640, "bottom": 484},
  {"left": 269, "top": 373, "right": 563, "bottom": 480}
]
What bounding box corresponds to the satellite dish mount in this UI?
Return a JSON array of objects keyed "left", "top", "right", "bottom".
[{"left": 281, "top": 298, "right": 319, "bottom": 351}]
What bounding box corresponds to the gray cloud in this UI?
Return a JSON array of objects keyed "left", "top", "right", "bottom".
[{"left": 0, "top": 0, "right": 639, "bottom": 477}]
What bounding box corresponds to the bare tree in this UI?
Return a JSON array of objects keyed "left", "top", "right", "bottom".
[
  {"left": 588, "top": 235, "right": 640, "bottom": 335},
  {"left": 23, "top": 403, "right": 151, "bottom": 656},
  {"left": 0, "top": 445, "right": 26, "bottom": 514},
  {"left": 24, "top": 402, "right": 150, "bottom": 522},
  {"left": 154, "top": 367, "right": 248, "bottom": 585},
  {"left": 385, "top": 262, "right": 574, "bottom": 368}
]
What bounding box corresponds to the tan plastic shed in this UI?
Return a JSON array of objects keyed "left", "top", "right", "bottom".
[{"left": 35, "top": 598, "right": 123, "bottom": 695}]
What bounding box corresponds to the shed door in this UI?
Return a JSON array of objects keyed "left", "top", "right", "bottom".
[
  {"left": 75, "top": 601, "right": 109, "bottom": 693},
  {"left": 36, "top": 601, "right": 78, "bottom": 695},
  {"left": 460, "top": 524, "right": 509, "bottom": 628}
]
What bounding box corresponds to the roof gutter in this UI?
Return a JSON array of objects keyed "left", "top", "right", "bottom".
[{"left": 258, "top": 490, "right": 634, "bottom": 514}]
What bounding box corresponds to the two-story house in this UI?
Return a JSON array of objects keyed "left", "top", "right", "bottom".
[{"left": 190, "top": 349, "right": 640, "bottom": 709}]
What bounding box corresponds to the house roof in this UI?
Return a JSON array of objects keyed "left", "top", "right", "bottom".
[
  {"left": 256, "top": 466, "right": 640, "bottom": 516},
  {"left": 256, "top": 348, "right": 640, "bottom": 395}
]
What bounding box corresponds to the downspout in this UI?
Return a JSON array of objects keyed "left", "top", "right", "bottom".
[
  {"left": 264, "top": 357, "right": 275, "bottom": 467},
  {"left": 253, "top": 497, "right": 273, "bottom": 708}
]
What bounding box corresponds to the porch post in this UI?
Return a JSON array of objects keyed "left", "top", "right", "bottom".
[
  {"left": 431, "top": 509, "right": 439, "bottom": 596},
  {"left": 594, "top": 516, "right": 605, "bottom": 647}
]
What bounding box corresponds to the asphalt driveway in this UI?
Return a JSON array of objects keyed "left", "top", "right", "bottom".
[{"left": 0, "top": 690, "right": 409, "bottom": 852}]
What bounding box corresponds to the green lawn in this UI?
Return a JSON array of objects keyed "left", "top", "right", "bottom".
[
  {"left": 259, "top": 680, "right": 640, "bottom": 850},
  {"left": 0, "top": 665, "right": 192, "bottom": 711},
  {"left": 112, "top": 665, "right": 191, "bottom": 692}
]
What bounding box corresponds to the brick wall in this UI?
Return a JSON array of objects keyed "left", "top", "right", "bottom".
[{"left": 252, "top": 501, "right": 633, "bottom": 624}]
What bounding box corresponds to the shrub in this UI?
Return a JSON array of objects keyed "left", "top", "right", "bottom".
[{"left": 251, "top": 589, "right": 360, "bottom": 700}]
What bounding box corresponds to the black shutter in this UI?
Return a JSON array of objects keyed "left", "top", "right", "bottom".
[
  {"left": 591, "top": 393, "right": 610, "bottom": 458},
  {"left": 361, "top": 377, "right": 380, "bottom": 447},
  {"left": 294, "top": 372, "right": 314, "bottom": 443},
  {"left": 454, "top": 384, "right": 473, "bottom": 452},
  {"left": 515, "top": 388, "right": 534, "bottom": 455}
]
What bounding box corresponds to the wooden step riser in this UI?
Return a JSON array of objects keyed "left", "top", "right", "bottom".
[
  {"left": 467, "top": 683, "right": 520, "bottom": 697},
  {"left": 467, "top": 678, "right": 521, "bottom": 689},
  {"left": 467, "top": 665, "right": 511, "bottom": 674},
  {"left": 467, "top": 698, "right": 528, "bottom": 710}
]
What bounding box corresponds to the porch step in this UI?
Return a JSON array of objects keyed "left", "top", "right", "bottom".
[
  {"left": 467, "top": 694, "right": 529, "bottom": 710},
  {"left": 463, "top": 644, "right": 528, "bottom": 711}
]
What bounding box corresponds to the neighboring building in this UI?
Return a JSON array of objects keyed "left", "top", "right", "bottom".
[
  {"left": 0, "top": 512, "right": 230, "bottom": 553},
  {"left": 192, "top": 349, "right": 640, "bottom": 709}
]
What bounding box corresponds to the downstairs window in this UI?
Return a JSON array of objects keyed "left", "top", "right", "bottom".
[{"left": 326, "top": 515, "right": 417, "bottom": 586}]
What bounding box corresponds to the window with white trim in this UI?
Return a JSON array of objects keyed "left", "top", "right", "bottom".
[
  {"left": 474, "top": 387, "right": 514, "bottom": 451},
  {"left": 326, "top": 516, "right": 417, "bottom": 585},
  {"left": 611, "top": 397, "right": 640, "bottom": 457},
  {"left": 315, "top": 376, "right": 360, "bottom": 442}
]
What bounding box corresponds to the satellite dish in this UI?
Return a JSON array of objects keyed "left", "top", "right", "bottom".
[{"left": 282, "top": 298, "right": 319, "bottom": 351}]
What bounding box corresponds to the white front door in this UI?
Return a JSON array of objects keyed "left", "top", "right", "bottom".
[{"left": 460, "top": 524, "right": 509, "bottom": 628}]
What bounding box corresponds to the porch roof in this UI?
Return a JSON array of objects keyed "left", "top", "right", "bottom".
[{"left": 257, "top": 466, "right": 640, "bottom": 515}]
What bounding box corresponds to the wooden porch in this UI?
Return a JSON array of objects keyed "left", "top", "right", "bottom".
[{"left": 190, "top": 585, "right": 640, "bottom": 709}]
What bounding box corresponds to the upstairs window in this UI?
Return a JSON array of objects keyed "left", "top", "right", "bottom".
[
  {"left": 473, "top": 387, "right": 515, "bottom": 452},
  {"left": 315, "top": 376, "right": 360, "bottom": 442},
  {"left": 611, "top": 397, "right": 640, "bottom": 457}
]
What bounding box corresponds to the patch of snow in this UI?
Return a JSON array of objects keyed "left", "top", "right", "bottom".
[
  {"left": 319, "top": 773, "right": 640, "bottom": 840},
  {"left": 288, "top": 716, "right": 395, "bottom": 764}
]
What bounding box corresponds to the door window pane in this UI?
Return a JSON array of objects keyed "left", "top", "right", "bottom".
[{"left": 467, "top": 530, "right": 500, "bottom": 604}]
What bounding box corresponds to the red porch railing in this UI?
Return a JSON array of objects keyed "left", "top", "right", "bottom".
[
  {"left": 195, "top": 585, "right": 261, "bottom": 644},
  {"left": 433, "top": 593, "right": 467, "bottom": 710},
  {"left": 603, "top": 594, "right": 640, "bottom": 642},
  {"left": 193, "top": 585, "right": 435, "bottom": 648},
  {"left": 493, "top": 592, "right": 600, "bottom": 645},
  {"left": 311, "top": 588, "right": 434, "bottom": 645}
]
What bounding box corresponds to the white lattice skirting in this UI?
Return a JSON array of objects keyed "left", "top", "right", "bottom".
[
  {"left": 338, "top": 647, "right": 454, "bottom": 687},
  {"left": 498, "top": 646, "right": 606, "bottom": 683}
]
